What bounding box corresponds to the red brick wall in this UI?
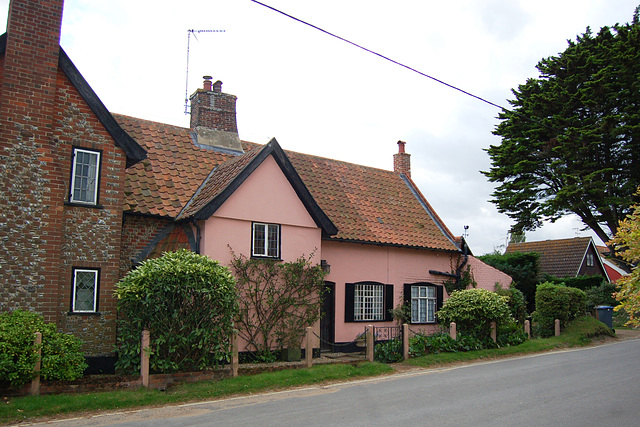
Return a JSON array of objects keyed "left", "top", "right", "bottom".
[
  {"left": 119, "top": 215, "right": 174, "bottom": 277},
  {"left": 0, "top": 0, "right": 66, "bottom": 324},
  {"left": 189, "top": 88, "right": 238, "bottom": 133},
  {"left": 0, "top": 0, "right": 128, "bottom": 356}
]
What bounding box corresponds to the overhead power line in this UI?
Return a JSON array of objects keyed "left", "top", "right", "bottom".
[{"left": 249, "top": 0, "right": 510, "bottom": 112}]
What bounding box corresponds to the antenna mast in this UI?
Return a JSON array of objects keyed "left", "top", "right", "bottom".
[{"left": 185, "top": 29, "right": 226, "bottom": 114}]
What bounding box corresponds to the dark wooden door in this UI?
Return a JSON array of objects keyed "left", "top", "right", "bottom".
[{"left": 320, "top": 282, "right": 335, "bottom": 351}]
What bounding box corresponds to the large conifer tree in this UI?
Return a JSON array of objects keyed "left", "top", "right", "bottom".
[{"left": 484, "top": 7, "right": 640, "bottom": 245}]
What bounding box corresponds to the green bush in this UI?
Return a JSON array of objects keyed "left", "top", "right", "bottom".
[
  {"left": 585, "top": 282, "right": 619, "bottom": 311},
  {"left": 436, "top": 288, "right": 513, "bottom": 338},
  {"left": 478, "top": 252, "right": 540, "bottom": 312},
  {"left": 115, "top": 250, "right": 238, "bottom": 374},
  {"left": 409, "top": 332, "right": 462, "bottom": 357},
  {"left": 496, "top": 321, "right": 528, "bottom": 347},
  {"left": 0, "top": 310, "right": 87, "bottom": 387},
  {"left": 544, "top": 275, "right": 606, "bottom": 291},
  {"left": 495, "top": 284, "right": 527, "bottom": 323},
  {"left": 374, "top": 338, "right": 404, "bottom": 363},
  {"left": 534, "top": 282, "right": 587, "bottom": 337}
]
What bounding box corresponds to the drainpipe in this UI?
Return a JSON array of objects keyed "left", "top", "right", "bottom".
[
  {"left": 429, "top": 238, "right": 469, "bottom": 285},
  {"left": 191, "top": 218, "right": 201, "bottom": 254}
]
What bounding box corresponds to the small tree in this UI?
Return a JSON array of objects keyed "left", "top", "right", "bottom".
[
  {"left": 230, "top": 252, "right": 325, "bottom": 357},
  {"left": 115, "top": 250, "right": 238, "bottom": 374},
  {"left": 436, "top": 289, "right": 512, "bottom": 338},
  {"left": 478, "top": 251, "right": 540, "bottom": 312},
  {"left": 611, "top": 188, "right": 640, "bottom": 326},
  {"left": 0, "top": 310, "right": 87, "bottom": 387}
]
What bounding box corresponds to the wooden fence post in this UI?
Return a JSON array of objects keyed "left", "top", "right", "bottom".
[
  {"left": 305, "top": 326, "right": 313, "bottom": 368},
  {"left": 491, "top": 321, "right": 497, "bottom": 343},
  {"left": 231, "top": 326, "right": 239, "bottom": 377},
  {"left": 450, "top": 322, "right": 457, "bottom": 340},
  {"left": 403, "top": 324, "right": 409, "bottom": 361},
  {"left": 555, "top": 319, "right": 561, "bottom": 337},
  {"left": 524, "top": 319, "right": 531, "bottom": 339},
  {"left": 30, "top": 331, "right": 42, "bottom": 396},
  {"left": 366, "top": 325, "right": 374, "bottom": 362},
  {"left": 141, "top": 329, "right": 150, "bottom": 387}
]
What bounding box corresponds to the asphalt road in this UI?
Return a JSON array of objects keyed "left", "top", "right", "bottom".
[{"left": 37, "top": 339, "right": 640, "bottom": 427}]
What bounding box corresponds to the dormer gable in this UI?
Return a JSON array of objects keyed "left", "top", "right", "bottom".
[{"left": 178, "top": 138, "right": 338, "bottom": 237}]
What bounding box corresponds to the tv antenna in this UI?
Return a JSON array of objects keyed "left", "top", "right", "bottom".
[{"left": 185, "top": 29, "right": 226, "bottom": 114}]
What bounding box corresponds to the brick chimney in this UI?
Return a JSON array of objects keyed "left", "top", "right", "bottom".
[
  {"left": 189, "top": 76, "right": 243, "bottom": 153},
  {"left": 393, "top": 140, "right": 411, "bottom": 177},
  {"left": 0, "top": 0, "right": 66, "bottom": 324},
  {"left": 0, "top": 0, "right": 64, "bottom": 133}
]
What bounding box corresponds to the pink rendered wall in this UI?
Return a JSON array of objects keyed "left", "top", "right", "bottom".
[
  {"left": 322, "top": 240, "right": 459, "bottom": 342},
  {"left": 199, "top": 154, "right": 322, "bottom": 352},
  {"left": 201, "top": 155, "right": 322, "bottom": 265},
  {"left": 467, "top": 256, "right": 513, "bottom": 291}
]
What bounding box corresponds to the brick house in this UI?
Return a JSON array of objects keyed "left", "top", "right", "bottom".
[
  {"left": 505, "top": 237, "right": 610, "bottom": 282},
  {"left": 1, "top": 0, "right": 511, "bottom": 368}
]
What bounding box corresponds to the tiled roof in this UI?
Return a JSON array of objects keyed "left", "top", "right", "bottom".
[
  {"left": 118, "top": 114, "right": 460, "bottom": 252},
  {"left": 115, "top": 114, "right": 238, "bottom": 218},
  {"left": 177, "top": 146, "right": 262, "bottom": 219},
  {"left": 287, "top": 151, "right": 459, "bottom": 250},
  {"left": 505, "top": 237, "right": 593, "bottom": 278}
]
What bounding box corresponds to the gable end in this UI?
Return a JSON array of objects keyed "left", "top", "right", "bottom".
[{"left": 189, "top": 139, "right": 337, "bottom": 236}]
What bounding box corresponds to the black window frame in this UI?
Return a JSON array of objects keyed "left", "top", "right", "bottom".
[
  {"left": 345, "top": 281, "right": 394, "bottom": 322},
  {"left": 251, "top": 222, "right": 281, "bottom": 259},
  {"left": 403, "top": 282, "right": 444, "bottom": 324},
  {"left": 68, "top": 147, "right": 102, "bottom": 207},
  {"left": 70, "top": 267, "right": 100, "bottom": 314}
]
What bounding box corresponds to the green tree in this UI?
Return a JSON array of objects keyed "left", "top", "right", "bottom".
[
  {"left": 611, "top": 188, "right": 640, "bottom": 326},
  {"left": 115, "top": 250, "right": 238, "bottom": 374},
  {"left": 484, "top": 7, "right": 640, "bottom": 245},
  {"left": 478, "top": 252, "right": 540, "bottom": 312}
]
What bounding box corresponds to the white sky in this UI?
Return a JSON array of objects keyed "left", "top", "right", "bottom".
[{"left": 2, "top": 0, "right": 637, "bottom": 254}]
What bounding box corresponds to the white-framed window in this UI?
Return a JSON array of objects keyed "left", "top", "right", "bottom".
[
  {"left": 252, "top": 222, "right": 280, "bottom": 258},
  {"left": 586, "top": 253, "right": 594, "bottom": 267},
  {"left": 411, "top": 285, "right": 436, "bottom": 323},
  {"left": 70, "top": 148, "right": 101, "bottom": 204},
  {"left": 72, "top": 268, "right": 98, "bottom": 313},
  {"left": 354, "top": 283, "right": 384, "bottom": 321}
]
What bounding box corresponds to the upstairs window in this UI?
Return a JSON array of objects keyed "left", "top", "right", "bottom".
[
  {"left": 72, "top": 268, "right": 99, "bottom": 313},
  {"left": 252, "top": 222, "right": 280, "bottom": 258},
  {"left": 586, "top": 253, "right": 594, "bottom": 267},
  {"left": 70, "top": 148, "right": 101, "bottom": 205}
]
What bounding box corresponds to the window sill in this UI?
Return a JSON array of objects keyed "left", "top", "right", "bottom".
[
  {"left": 250, "top": 256, "right": 282, "bottom": 261},
  {"left": 348, "top": 319, "right": 388, "bottom": 323},
  {"left": 65, "top": 201, "right": 104, "bottom": 209},
  {"left": 67, "top": 311, "right": 101, "bottom": 316}
]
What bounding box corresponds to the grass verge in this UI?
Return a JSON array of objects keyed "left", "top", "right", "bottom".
[
  {"left": 0, "top": 316, "right": 617, "bottom": 425},
  {"left": 0, "top": 362, "right": 392, "bottom": 425},
  {"left": 405, "top": 315, "right": 615, "bottom": 369}
]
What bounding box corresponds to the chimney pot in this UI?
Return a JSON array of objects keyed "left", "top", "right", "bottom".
[
  {"left": 213, "top": 80, "right": 223, "bottom": 93},
  {"left": 397, "top": 140, "right": 406, "bottom": 153},
  {"left": 203, "top": 76, "right": 213, "bottom": 91},
  {"left": 393, "top": 140, "right": 411, "bottom": 177}
]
